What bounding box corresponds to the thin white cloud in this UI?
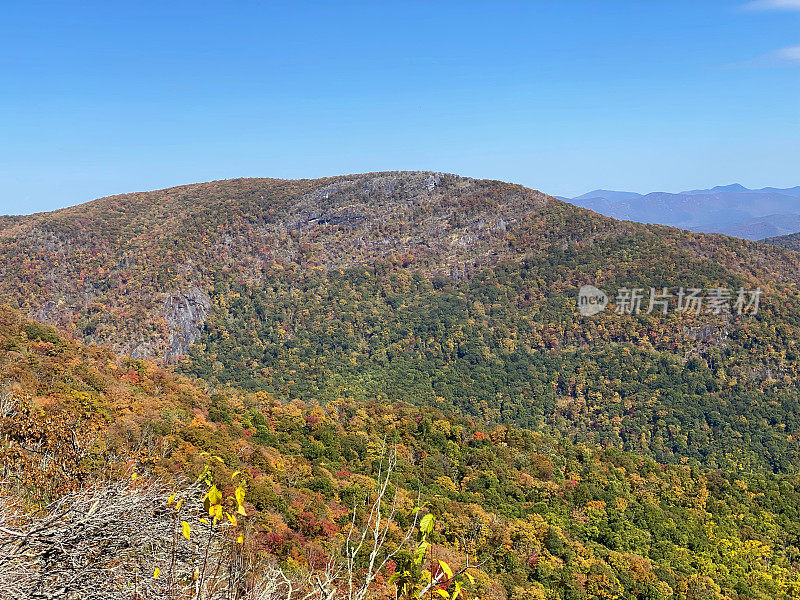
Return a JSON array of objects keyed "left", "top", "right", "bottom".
[
  {"left": 742, "top": 45, "right": 800, "bottom": 66},
  {"left": 741, "top": 0, "right": 800, "bottom": 10},
  {"left": 771, "top": 45, "right": 800, "bottom": 63}
]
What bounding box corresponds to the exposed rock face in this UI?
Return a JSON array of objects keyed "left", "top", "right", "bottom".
[
  {"left": 257, "top": 171, "right": 548, "bottom": 274},
  {"left": 30, "top": 300, "right": 61, "bottom": 325},
  {"left": 162, "top": 287, "right": 211, "bottom": 362}
]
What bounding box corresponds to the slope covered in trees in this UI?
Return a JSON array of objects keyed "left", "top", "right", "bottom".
[
  {"left": 764, "top": 231, "right": 800, "bottom": 252},
  {"left": 3, "top": 305, "right": 800, "bottom": 599},
  {"left": 2, "top": 172, "right": 799, "bottom": 473}
]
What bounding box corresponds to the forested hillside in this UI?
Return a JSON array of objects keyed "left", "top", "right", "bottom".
[
  {"left": 764, "top": 231, "right": 800, "bottom": 252},
  {"left": 2, "top": 172, "right": 800, "bottom": 474},
  {"left": 3, "top": 305, "right": 800, "bottom": 599}
]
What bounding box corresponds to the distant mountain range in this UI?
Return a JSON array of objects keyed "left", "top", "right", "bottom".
[{"left": 561, "top": 184, "right": 800, "bottom": 240}]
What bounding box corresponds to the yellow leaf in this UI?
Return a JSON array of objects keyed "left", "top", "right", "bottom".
[
  {"left": 200, "top": 518, "right": 209, "bottom": 525},
  {"left": 206, "top": 485, "right": 223, "bottom": 507},
  {"left": 235, "top": 486, "right": 246, "bottom": 507},
  {"left": 212, "top": 504, "right": 224, "bottom": 522},
  {"left": 420, "top": 513, "right": 434, "bottom": 535},
  {"left": 131, "top": 473, "right": 138, "bottom": 481},
  {"left": 439, "top": 560, "right": 453, "bottom": 580},
  {"left": 181, "top": 521, "right": 191, "bottom": 540},
  {"left": 153, "top": 567, "right": 160, "bottom": 579},
  {"left": 226, "top": 512, "right": 237, "bottom": 526},
  {"left": 175, "top": 499, "right": 184, "bottom": 511},
  {"left": 167, "top": 493, "right": 176, "bottom": 505},
  {"left": 237, "top": 534, "right": 244, "bottom": 544},
  {"left": 436, "top": 590, "right": 449, "bottom": 599}
]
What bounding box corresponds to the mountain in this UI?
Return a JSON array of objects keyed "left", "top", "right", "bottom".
[
  {"left": 685, "top": 183, "right": 750, "bottom": 195},
  {"left": 6, "top": 171, "right": 800, "bottom": 597},
  {"left": 567, "top": 185, "right": 800, "bottom": 240},
  {"left": 764, "top": 229, "right": 800, "bottom": 251},
  {"left": 571, "top": 189, "right": 644, "bottom": 202},
  {"left": 3, "top": 172, "right": 800, "bottom": 475},
  {"left": 691, "top": 213, "right": 800, "bottom": 240}
]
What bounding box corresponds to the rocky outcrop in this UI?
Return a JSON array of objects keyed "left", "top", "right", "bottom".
[{"left": 162, "top": 287, "right": 211, "bottom": 362}]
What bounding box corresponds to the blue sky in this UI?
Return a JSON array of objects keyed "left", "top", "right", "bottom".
[{"left": 1, "top": 0, "right": 799, "bottom": 214}]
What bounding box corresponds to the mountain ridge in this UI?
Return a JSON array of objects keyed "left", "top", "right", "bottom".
[
  {"left": 5, "top": 170, "right": 799, "bottom": 363},
  {"left": 764, "top": 229, "right": 800, "bottom": 251},
  {"left": 566, "top": 184, "right": 800, "bottom": 239},
  {"left": 0, "top": 171, "right": 603, "bottom": 359}
]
